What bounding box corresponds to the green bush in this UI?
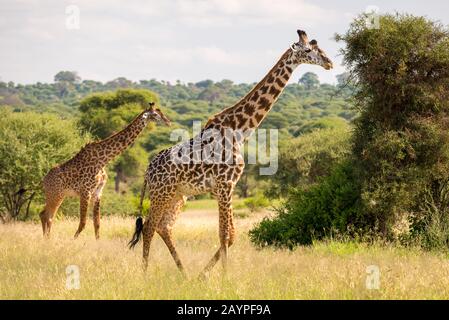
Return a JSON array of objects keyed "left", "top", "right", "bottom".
[
  {"left": 266, "top": 126, "right": 351, "bottom": 198},
  {"left": 0, "top": 109, "right": 90, "bottom": 221},
  {"left": 243, "top": 193, "right": 270, "bottom": 213},
  {"left": 250, "top": 161, "right": 363, "bottom": 248}
]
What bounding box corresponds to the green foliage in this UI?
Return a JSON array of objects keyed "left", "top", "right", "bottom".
[
  {"left": 0, "top": 109, "right": 90, "bottom": 221},
  {"left": 79, "top": 88, "right": 159, "bottom": 138},
  {"left": 267, "top": 126, "right": 351, "bottom": 198},
  {"left": 243, "top": 193, "right": 270, "bottom": 213},
  {"left": 294, "top": 116, "right": 349, "bottom": 136},
  {"left": 298, "top": 72, "right": 320, "bottom": 89},
  {"left": 54, "top": 71, "right": 80, "bottom": 83},
  {"left": 250, "top": 161, "right": 363, "bottom": 248},
  {"left": 336, "top": 14, "right": 449, "bottom": 242}
]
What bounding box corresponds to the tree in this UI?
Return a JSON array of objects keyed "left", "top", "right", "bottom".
[
  {"left": 195, "top": 79, "right": 214, "bottom": 88},
  {"left": 79, "top": 89, "right": 159, "bottom": 193},
  {"left": 0, "top": 109, "right": 89, "bottom": 222},
  {"left": 336, "top": 72, "right": 350, "bottom": 87},
  {"left": 54, "top": 71, "right": 80, "bottom": 99},
  {"left": 337, "top": 13, "right": 449, "bottom": 241},
  {"left": 106, "top": 77, "right": 133, "bottom": 89},
  {"left": 298, "top": 72, "right": 320, "bottom": 90},
  {"left": 54, "top": 71, "right": 80, "bottom": 83}
]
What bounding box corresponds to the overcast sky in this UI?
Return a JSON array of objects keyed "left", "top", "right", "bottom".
[{"left": 1, "top": 0, "right": 449, "bottom": 85}]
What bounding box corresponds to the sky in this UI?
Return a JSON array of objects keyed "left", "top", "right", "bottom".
[{"left": 1, "top": 0, "right": 449, "bottom": 85}]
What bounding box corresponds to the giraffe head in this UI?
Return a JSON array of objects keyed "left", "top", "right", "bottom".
[
  {"left": 143, "top": 102, "right": 171, "bottom": 126},
  {"left": 290, "top": 30, "right": 333, "bottom": 70}
]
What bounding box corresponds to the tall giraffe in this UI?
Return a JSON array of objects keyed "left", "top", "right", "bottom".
[
  {"left": 40, "top": 103, "right": 170, "bottom": 239},
  {"left": 129, "top": 30, "right": 333, "bottom": 277}
]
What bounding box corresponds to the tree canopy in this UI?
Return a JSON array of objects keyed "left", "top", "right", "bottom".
[{"left": 0, "top": 109, "right": 90, "bottom": 221}]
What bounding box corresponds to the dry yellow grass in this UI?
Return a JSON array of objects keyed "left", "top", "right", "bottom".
[{"left": 1, "top": 205, "right": 449, "bottom": 300}]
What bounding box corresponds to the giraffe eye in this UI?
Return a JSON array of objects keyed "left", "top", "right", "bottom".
[{"left": 305, "top": 48, "right": 311, "bottom": 53}]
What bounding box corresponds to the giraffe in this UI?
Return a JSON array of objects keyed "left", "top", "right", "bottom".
[
  {"left": 39, "top": 102, "right": 170, "bottom": 239},
  {"left": 128, "top": 30, "right": 333, "bottom": 277}
]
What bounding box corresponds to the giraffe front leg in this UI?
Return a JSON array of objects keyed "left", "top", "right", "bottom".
[
  {"left": 74, "top": 192, "right": 91, "bottom": 239},
  {"left": 93, "top": 174, "right": 107, "bottom": 240},
  {"left": 200, "top": 182, "right": 234, "bottom": 278},
  {"left": 92, "top": 198, "right": 101, "bottom": 240}
]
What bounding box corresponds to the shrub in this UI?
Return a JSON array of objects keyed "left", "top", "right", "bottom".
[
  {"left": 243, "top": 193, "right": 270, "bottom": 213},
  {"left": 250, "top": 161, "right": 363, "bottom": 248},
  {"left": 266, "top": 126, "right": 351, "bottom": 198},
  {"left": 0, "top": 109, "right": 90, "bottom": 222}
]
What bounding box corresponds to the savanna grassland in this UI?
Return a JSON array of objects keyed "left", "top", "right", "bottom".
[{"left": 1, "top": 200, "right": 449, "bottom": 300}]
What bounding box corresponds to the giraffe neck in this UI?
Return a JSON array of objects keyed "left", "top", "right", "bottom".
[
  {"left": 205, "top": 48, "right": 299, "bottom": 132},
  {"left": 93, "top": 110, "right": 149, "bottom": 166}
]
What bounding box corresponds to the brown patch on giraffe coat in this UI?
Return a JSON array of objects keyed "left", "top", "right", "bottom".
[
  {"left": 254, "top": 112, "right": 264, "bottom": 123},
  {"left": 250, "top": 91, "right": 260, "bottom": 102},
  {"left": 275, "top": 78, "right": 285, "bottom": 87},
  {"left": 260, "top": 85, "right": 269, "bottom": 95},
  {"left": 259, "top": 96, "right": 271, "bottom": 111},
  {"left": 269, "top": 86, "right": 281, "bottom": 98},
  {"left": 244, "top": 104, "right": 256, "bottom": 116},
  {"left": 236, "top": 113, "right": 247, "bottom": 128}
]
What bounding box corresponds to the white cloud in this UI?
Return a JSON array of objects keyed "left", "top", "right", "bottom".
[{"left": 0, "top": 0, "right": 343, "bottom": 84}]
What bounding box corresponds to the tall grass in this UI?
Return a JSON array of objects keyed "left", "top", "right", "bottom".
[{"left": 1, "top": 209, "right": 449, "bottom": 299}]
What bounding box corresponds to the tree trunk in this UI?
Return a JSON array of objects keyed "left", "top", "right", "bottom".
[
  {"left": 240, "top": 173, "right": 249, "bottom": 198},
  {"left": 115, "top": 166, "right": 123, "bottom": 193},
  {"left": 24, "top": 192, "right": 35, "bottom": 220}
]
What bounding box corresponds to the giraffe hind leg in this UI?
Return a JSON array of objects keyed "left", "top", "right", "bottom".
[
  {"left": 74, "top": 192, "right": 91, "bottom": 239},
  {"left": 157, "top": 196, "right": 187, "bottom": 276},
  {"left": 40, "top": 193, "right": 64, "bottom": 238},
  {"left": 142, "top": 201, "right": 165, "bottom": 271}
]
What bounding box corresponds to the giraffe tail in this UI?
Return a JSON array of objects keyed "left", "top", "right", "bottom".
[
  {"left": 128, "top": 179, "right": 147, "bottom": 249},
  {"left": 128, "top": 216, "right": 143, "bottom": 249}
]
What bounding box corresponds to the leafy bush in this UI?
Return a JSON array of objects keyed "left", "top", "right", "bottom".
[
  {"left": 266, "top": 126, "right": 351, "bottom": 198},
  {"left": 0, "top": 109, "right": 90, "bottom": 221},
  {"left": 243, "top": 193, "right": 270, "bottom": 213},
  {"left": 250, "top": 161, "right": 363, "bottom": 248}
]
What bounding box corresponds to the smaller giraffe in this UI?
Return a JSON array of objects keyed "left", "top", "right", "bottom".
[{"left": 40, "top": 102, "right": 170, "bottom": 239}]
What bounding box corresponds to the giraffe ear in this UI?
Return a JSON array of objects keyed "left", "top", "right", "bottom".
[
  {"left": 297, "top": 29, "right": 309, "bottom": 44},
  {"left": 309, "top": 39, "right": 318, "bottom": 50}
]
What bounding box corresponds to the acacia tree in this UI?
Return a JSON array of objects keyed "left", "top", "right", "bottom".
[
  {"left": 78, "top": 89, "right": 159, "bottom": 193},
  {"left": 298, "top": 72, "right": 320, "bottom": 90},
  {"left": 0, "top": 109, "right": 89, "bottom": 222},
  {"left": 337, "top": 14, "right": 449, "bottom": 242}
]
